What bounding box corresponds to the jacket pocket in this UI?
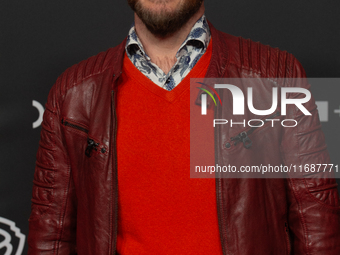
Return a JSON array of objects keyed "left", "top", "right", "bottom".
[{"left": 61, "top": 118, "right": 108, "bottom": 158}]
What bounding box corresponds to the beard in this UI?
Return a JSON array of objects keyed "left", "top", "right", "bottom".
[{"left": 127, "top": 0, "right": 203, "bottom": 37}]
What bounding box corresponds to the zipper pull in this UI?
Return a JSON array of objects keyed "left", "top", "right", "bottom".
[
  {"left": 231, "top": 132, "right": 252, "bottom": 149},
  {"left": 85, "top": 138, "right": 99, "bottom": 157},
  {"left": 240, "top": 131, "right": 252, "bottom": 149},
  {"left": 230, "top": 134, "right": 242, "bottom": 146}
]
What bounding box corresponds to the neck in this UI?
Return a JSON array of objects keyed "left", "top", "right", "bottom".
[{"left": 134, "top": 4, "right": 205, "bottom": 74}]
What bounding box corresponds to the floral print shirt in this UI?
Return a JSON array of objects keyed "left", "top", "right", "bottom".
[{"left": 125, "top": 15, "right": 211, "bottom": 91}]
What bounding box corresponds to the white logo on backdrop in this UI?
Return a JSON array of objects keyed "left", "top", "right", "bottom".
[
  {"left": 0, "top": 217, "right": 25, "bottom": 255},
  {"left": 315, "top": 101, "right": 328, "bottom": 122},
  {"left": 32, "top": 100, "right": 44, "bottom": 129}
]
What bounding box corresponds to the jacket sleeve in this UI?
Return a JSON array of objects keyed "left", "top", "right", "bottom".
[
  {"left": 282, "top": 58, "right": 340, "bottom": 254},
  {"left": 28, "top": 80, "right": 77, "bottom": 254}
]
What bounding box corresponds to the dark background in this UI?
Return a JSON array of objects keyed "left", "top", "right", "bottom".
[{"left": 1, "top": 0, "right": 339, "bottom": 253}]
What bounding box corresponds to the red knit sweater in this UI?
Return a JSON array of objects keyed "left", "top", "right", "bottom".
[{"left": 116, "top": 40, "right": 222, "bottom": 254}]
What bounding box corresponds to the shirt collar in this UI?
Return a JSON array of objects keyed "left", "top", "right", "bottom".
[{"left": 125, "top": 14, "right": 210, "bottom": 60}]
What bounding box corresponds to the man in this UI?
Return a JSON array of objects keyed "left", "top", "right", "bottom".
[{"left": 28, "top": 0, "right": 340, "bottom": 254}]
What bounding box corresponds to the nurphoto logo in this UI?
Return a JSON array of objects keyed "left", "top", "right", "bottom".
[{"left": 197, "top": 82, "right": 312, "bottom": 128}]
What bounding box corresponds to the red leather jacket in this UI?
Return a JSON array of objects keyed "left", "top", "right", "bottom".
[{"left": 28, "top": 22, "right": 340, "bottom": 254}]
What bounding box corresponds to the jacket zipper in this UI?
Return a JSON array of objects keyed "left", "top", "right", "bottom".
[
  {"left": 215, "top": 100, "right": 229, "bottom": 255},
  {"left": 61, "top": 118, "right": 104, "bottom": 157},
  {"left": 216, "top": 178, "right": 228, "bottom": 255},
  {"left": 85, "top": 138, "right": 99, "bottom": 157},
  {"left": 111, "top": 90, "right": 119, "bottom": 255},
  {"left": 61, "top": 119, "right": 89, "bottom": 133},
  {"left": 229, "top": 111, "right": 280, "bottom": 149},
  {"left": 284, "top": 222, "right": 291, "bottom": 254}
]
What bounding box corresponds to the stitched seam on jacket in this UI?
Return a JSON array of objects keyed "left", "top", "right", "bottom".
[
  {"left": 55, "top": 162, "right": 72, "bottom": 254},
  {"left": 293, "top": 57, "right": 311, "bottom": 255},
  {"left": 55, "top": 47, "right": 120, "bottom": 99},
  {"left": 290, "top": 178, "right": 310, "bottom": 255},
  {"left": 303, "top": 179, "right": 340, "bottom": 212}
]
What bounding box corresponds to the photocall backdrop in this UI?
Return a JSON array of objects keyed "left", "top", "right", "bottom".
[{"left": 1, "top": 0, "right": 339, "bottom": 253}]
